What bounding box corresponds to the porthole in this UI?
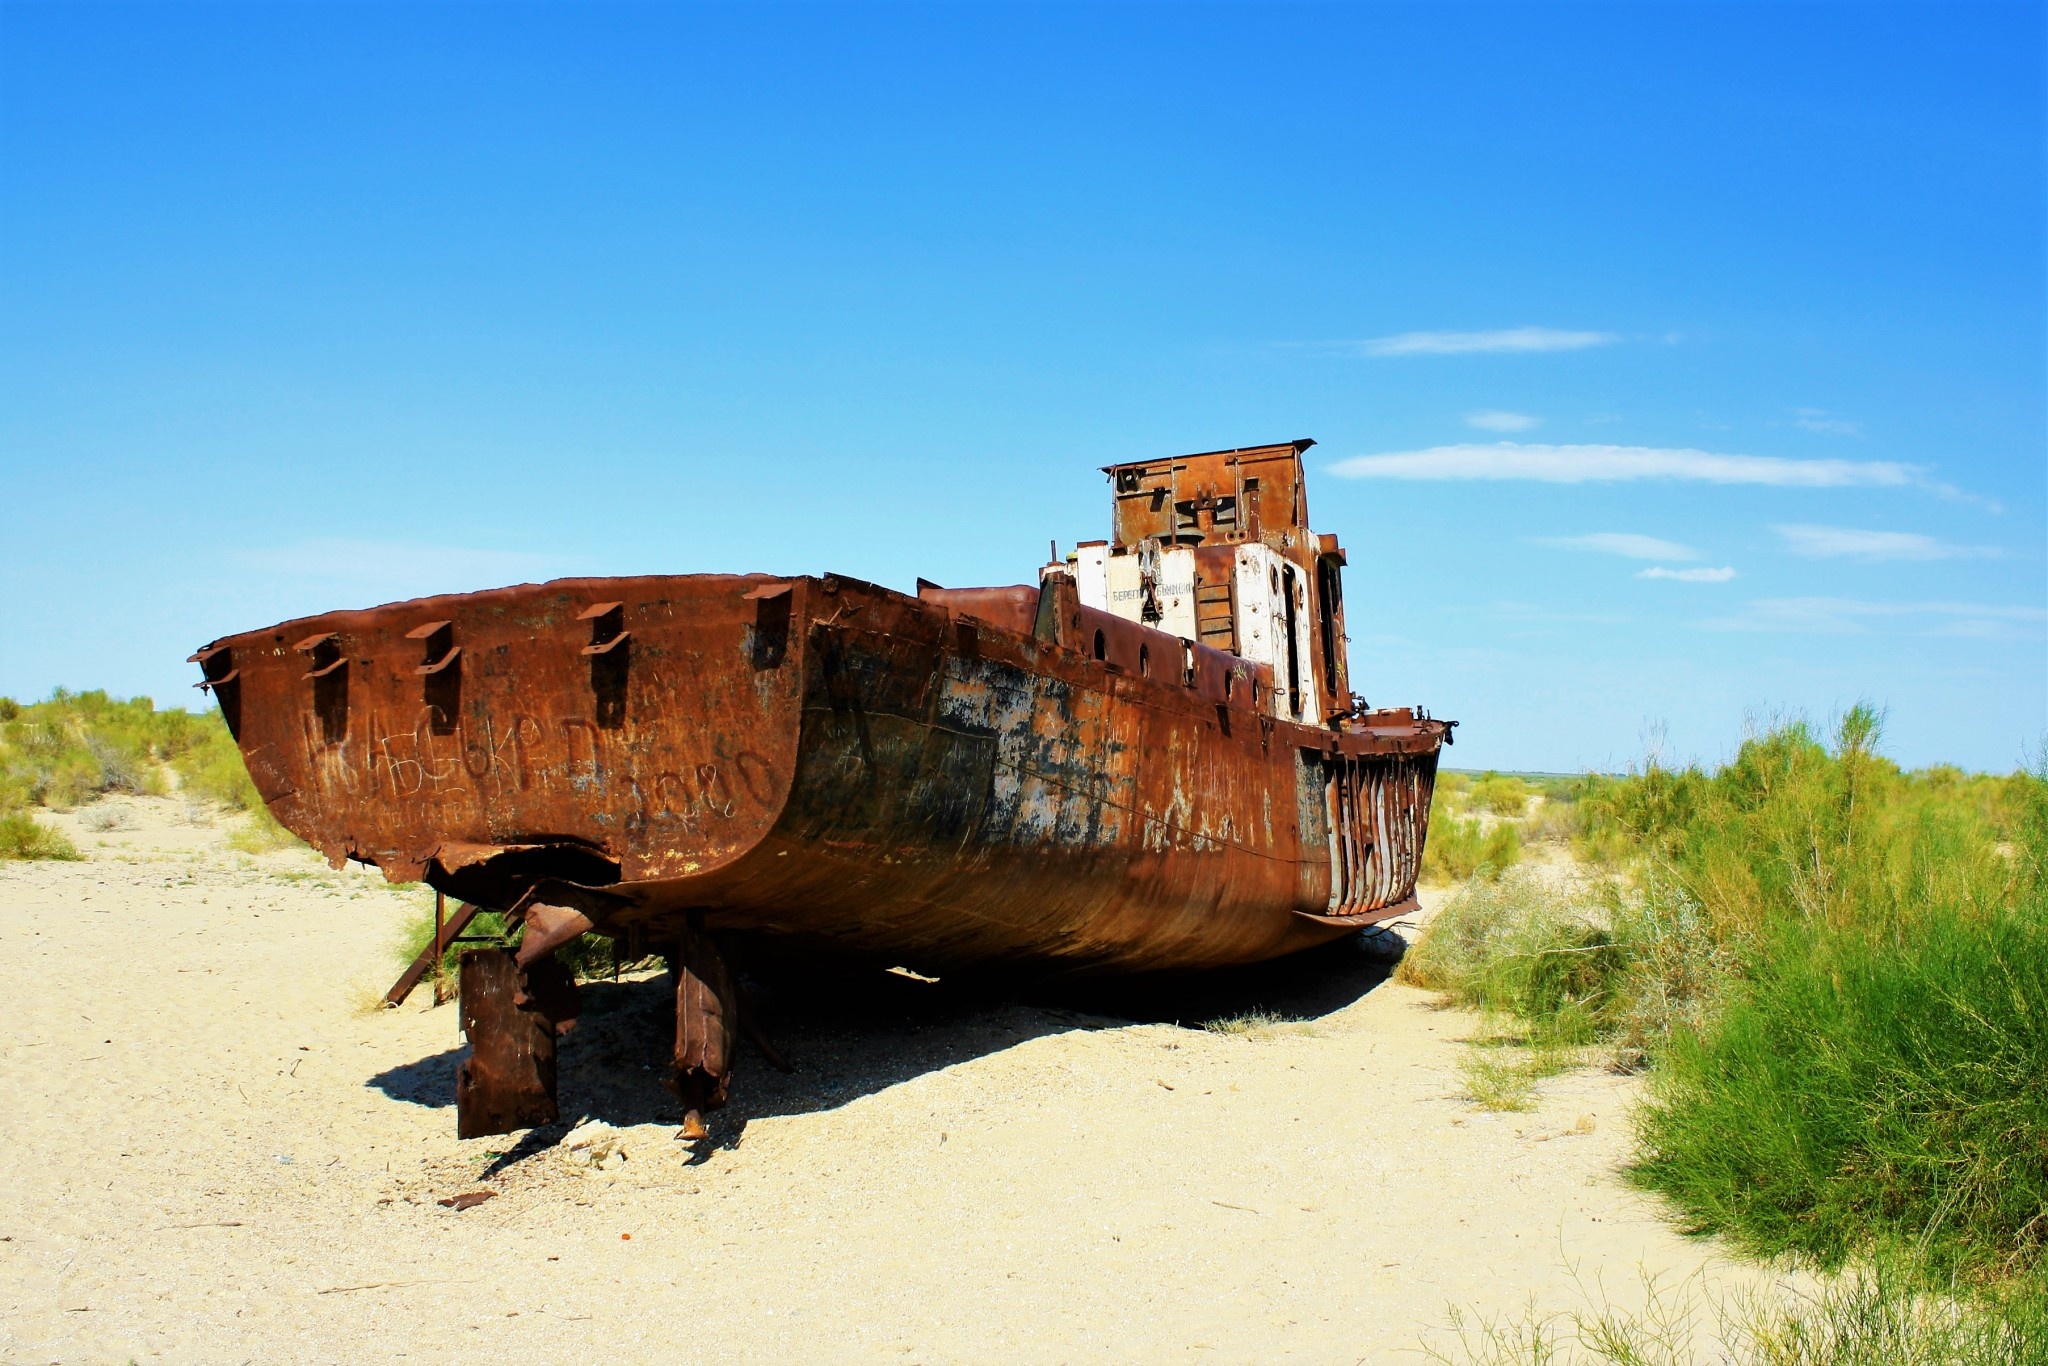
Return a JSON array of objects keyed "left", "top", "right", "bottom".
[
  {"left": 1093, "top": 629, "right": 1106, "bottom": 662},
  {"left": 1139, "top": 645, "right": 1149, "bottom": 677}
]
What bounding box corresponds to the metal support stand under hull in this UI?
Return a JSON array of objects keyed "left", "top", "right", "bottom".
[{"left": 454, "top": 948, "right": 580, "bottom": 1140}]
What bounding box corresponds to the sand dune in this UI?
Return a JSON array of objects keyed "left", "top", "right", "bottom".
[{"left": 0, "top": 795, "right": 1760, "bottom": 1362}]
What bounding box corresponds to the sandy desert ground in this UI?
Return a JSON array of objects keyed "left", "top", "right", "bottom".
[{"left": 0, "top": 794, "right": 1767, "bottom": 1363}]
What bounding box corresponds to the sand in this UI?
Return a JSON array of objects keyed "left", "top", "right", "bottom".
[{"left": 0, "top": 794, "right": 1761, "bottom": 1363}]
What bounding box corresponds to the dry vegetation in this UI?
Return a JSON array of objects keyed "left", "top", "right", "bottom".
[{"left": 0, "top": 689, "right": 295, "bottom": 859}]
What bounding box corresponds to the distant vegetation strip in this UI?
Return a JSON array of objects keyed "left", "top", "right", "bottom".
[
  {"left": 0, "top": 688, "right": 292, "bottom": 858},
  {"left": 1406, "top": 707, "right": 2048, "bottom": 1345}
]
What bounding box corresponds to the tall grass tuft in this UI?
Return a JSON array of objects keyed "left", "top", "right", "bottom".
[
  {"left": 1635, "top": 861, "right": 2048, "bottom": 1292},
  {"left": 0, "top": 811, "right": 81, "bottom": 861},
  {"left": 1426, "top": 1256, "right": 2046, "bottom": 1364},
  {"left": 1, "top": 689, "right": 250, "bottom": 810},
  {"left": 1405, "top": 706, "right": 2048, "bottom": 1308},
  {"left": 1422, "top": 783, "right": 1523, "bottom": 882},
  {"left": 1396, "top": 868, "right": 1727, "bottom": 1065},
  {"left": 1618, "top": 710, "right": 2048, "bottom": 1294}
]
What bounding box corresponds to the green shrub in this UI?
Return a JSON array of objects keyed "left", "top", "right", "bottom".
[
  {"left": 394, "top": 899, "right": 647, "bottom": 990},
  {"left": 226, "top": 804, "right": 304, "bottom": 853},
  {"left": 1407, "top": 707, "right": 2048, "bottom": 1303},
  {"left": 175, "top": 726, "right": 263, "bottom": 810},
  {"left": 1398, "top": 870, "right": 1613, "bottom": 1033},
  {"left": 1398, "top": 867, "right": 1726, "bottom": 1062},
  {"left": 1421, "top": 801, "right": 1523, "bottom": 882},
  {"left": 1, "top": 689, "right": 232, "bottom": 810},
  {"left": 1470, "top": 772, "right": 1534, "bottom": 817},
  {"left": 1636, "top": 888, "right": 2048, "bottom": 1292},
  {"left": 1522, "top": 795, "right": 1578, "bottom": 844},
  {"left": 0, "top": 812, "right": 81, "bottom": 861}
]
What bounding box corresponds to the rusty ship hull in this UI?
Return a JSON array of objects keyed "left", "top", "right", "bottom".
[
  {"left": 194, "top": 440, "right": 1450, "bottom": 1137},
  {"left": 200, "top": 571, "right": 1442, "bottom": 972}
]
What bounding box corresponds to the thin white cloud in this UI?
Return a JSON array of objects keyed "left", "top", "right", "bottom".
[
  {"left": 1773, "top": 524, "right": 2001, "bottom": 561},
  {"left": 1793, "top": 408, "right": 1862, "bottom": 437},
  {"left": 1355, "top": 327, "right": 1618, "bottom": 357},
  {"left": 1639, "top": 566, "right": 1737, "bottom": 582},
  {"left": 1538, "top": 532, "right": 1701, "bottom": 561},
  {"left": 1700, "top": 598, "right": 2047, "bottom": 637},
  {"left": 1329, "top": 442, "right": 1921, "bottom": 488},
  {"left": 1466, "top": 410, "right": 1541, "bottom": 433}
]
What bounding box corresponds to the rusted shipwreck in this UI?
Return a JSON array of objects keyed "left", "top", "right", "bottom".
[{"left": 193, "top": 440, "right": 1452, "bottom": 1138}]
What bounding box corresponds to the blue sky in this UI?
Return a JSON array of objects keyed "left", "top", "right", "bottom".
[{"left": 2, "top": 1, "right": 2042, "bottom": 773}]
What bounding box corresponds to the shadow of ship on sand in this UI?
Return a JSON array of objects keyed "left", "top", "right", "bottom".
[{"left": 368, "top": 929, "right": 1408, "bottom": 1169}]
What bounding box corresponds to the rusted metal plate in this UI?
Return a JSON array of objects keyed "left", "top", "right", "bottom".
[
  {"left": 667, "top": 917, "right": 736, "bottom": 1127},
  {"left": 455, "top": 949, "right": 561, "bottom": 1140}
]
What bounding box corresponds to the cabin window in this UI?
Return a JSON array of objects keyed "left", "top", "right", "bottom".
[
  {"left": 1093, "top": 629, "right": 1106, "bottom": 662},
  {"left": 1139, "top": 644, "right": 1149, "bottom": 677},
  {"left": 1182, "top": 642, "right": 1195, "bottom": 687}
]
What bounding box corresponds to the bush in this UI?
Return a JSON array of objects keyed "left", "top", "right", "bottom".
[
  {"left": 394, "top": 899, "right": 647, "bottom": 990},
  {"left": 0, "top": 812, "right": 81, "bottom": 861},
  {"left": 170, "top": 720, "right": 262, "bottom": 810},
  {"left": 1470, "top": 773, "right": 1533, "bottom": 817},
  {"left": 1421, "top": 802, "right": 1523, "bottom": 882},
  {"left": 1398, "top": 870, "right": 1613, "bottom": 1034},
  {"left": 0, "top": 687, "right": 265, "bottom": 824},
  {"left": 1, "top": 689, "right": 229, "bottom": 810},
  {"left": 226, "top": 804, "right": 304, "bottom": 854},
  {"left": 1405, "top": 707, "right": 2048, "bottom": 1304},
  {"left": 1637, "top": 885, "right": 2048, "bottom": 1293},
  {"left": 1522, "top": 796, "right": 1579, "bottom": 844},
  {"left": 1397, "top": 867, "right": 1726, "bottom": 1063}
]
